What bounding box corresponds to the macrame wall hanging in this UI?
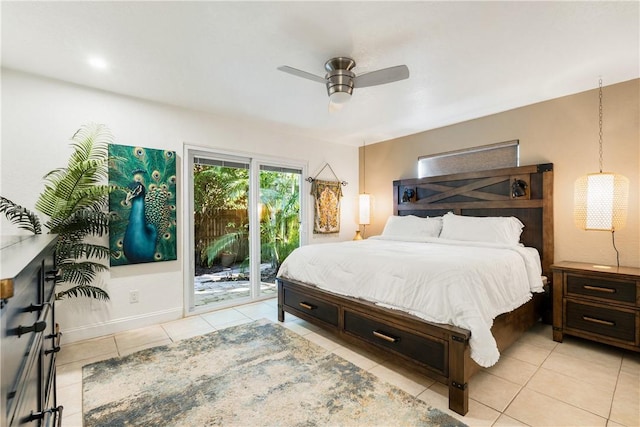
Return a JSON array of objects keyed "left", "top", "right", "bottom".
[{"left": 307, "top": 163, "right": 347, "bottom": 234}]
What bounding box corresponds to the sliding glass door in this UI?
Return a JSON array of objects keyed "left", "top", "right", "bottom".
[
  {"left": 192, "top": 156, "right": 250, "bottom": 307},
  {"left": 186, "top": 148, "right": 304, "bottom": 313},
  {"left": 258, "top": 165, "right": 301, "bottom": 290}
]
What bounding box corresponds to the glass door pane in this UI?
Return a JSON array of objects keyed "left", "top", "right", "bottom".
[
  {"left": 258, "top": 165, "right": 301, "bottom": 297},
  {"left": 193, "top": 156, "right": 251, "bottom": 307},
  {"left": 187, "top": 149, "right": 305, "bottom": 313}
]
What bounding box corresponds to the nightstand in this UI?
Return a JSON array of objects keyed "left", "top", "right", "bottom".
[{"left": 552, "top": 261, "right": 640, "bottom": 352}]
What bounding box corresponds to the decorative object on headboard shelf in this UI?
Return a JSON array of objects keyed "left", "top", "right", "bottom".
[
  {"left": 511, "top": 179, "right": 528, "bottom": 198},
  {"left": 308, "top": 163, "right": 345, "bottom": 234},
  {"left": 573, "top": 78, "right": 629, "bottom": 267},
  {"left": 401, "top": 188, "right": 416, "bottom": 203}
]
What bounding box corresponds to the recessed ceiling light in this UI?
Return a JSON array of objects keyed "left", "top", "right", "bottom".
[{"left": 88, "top": 56, "right": 109, "bottom": 70}]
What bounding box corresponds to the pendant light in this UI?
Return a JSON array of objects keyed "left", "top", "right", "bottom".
[{"left": 573, "top": 78, "right": 629, "bottom": 266}]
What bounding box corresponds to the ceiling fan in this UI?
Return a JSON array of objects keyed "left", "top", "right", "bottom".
[{"left": 277, "top": 57, "right": 410, "bottom": 105}]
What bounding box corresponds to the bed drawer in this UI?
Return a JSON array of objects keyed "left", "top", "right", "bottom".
[
  {"left": 566, "top": 274, "right": 636, "bottom": 305},
  {"left": 565, "top": 300, "right": 636, "bottom": 343},
  {"left": 343, "top": 310, "right": 446, "bottom": 376},
  {"left": 283, "top": 288, "right": 338, "bottom": 327}
]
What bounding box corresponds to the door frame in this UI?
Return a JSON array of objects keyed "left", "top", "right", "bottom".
[{"left": 182, "top": 144, "right": 308, "bottom": 316}]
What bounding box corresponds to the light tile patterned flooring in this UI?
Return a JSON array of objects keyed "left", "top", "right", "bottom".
[{"left": 58, "top": 298, "right": 640, "bottom": 427}]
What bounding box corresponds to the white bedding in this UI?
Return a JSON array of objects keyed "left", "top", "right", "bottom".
[{"left": 277, "top": 236, "right": 544, "bottom": 367}]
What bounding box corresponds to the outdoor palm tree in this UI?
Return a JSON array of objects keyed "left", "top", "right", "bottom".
[
  {"left": 196, "top": 166, "right": 299, "bottom": 271},
  {"left": 195, "top": 164, "right": 249, "bottom": 267},
  {"left": 259, "top": 171, "right": 300, "bottom": 270}
]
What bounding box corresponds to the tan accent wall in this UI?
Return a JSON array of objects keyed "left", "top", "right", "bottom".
[{"left": 360, "top": 79, "right": 639, "bottom": 268}]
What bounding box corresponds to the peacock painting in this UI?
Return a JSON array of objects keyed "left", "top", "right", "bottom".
[{"left": 108, "top": 144, "right": 177, "bottom": 266}]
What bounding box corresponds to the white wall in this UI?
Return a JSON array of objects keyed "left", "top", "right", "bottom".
[{"left": 1, "top": 69, "right": 358, "bottom": 343}]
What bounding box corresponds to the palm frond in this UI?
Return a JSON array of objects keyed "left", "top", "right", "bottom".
[
  {"left": 69, "top": 123, "right": 113, "bottom": 165},
  {"left": 56, "top": 284, "right": 110, "bottom": 301},
  {"left": 48, "top": 208, "right": 111, "bottom": 237},
  {"left": 57, "top": 160, "right": 106, "bottom": 193},
  {"left": 56, "top": 260, "right": 109, "bottom": 286},
  {"left": 37, "top": 159, "right": 108, "bottom": 215},
  {"left": 56, "top": 241, "right": 113, "bottom": 261},
  {"left": 202, "top": 232, "right": 244, "bottom": 267},
  {"left": 0, "top": 196, "right": 42, "bottom": 234},
  {"left": 64, "top": 186, "right": 112, "bottom": 213}
]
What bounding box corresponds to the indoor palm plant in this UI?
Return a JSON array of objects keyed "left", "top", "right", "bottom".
[{"left": 0, "top": 123, "right": 113, "bottom": 300}]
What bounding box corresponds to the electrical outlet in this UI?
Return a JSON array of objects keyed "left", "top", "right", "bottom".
[{"left": 129, "top": 290, "right": 140, "bottom": 304}]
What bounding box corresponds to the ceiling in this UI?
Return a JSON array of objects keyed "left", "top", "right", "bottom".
[{"left": 2, "top": 1, "right": 638, "bottom": 146}]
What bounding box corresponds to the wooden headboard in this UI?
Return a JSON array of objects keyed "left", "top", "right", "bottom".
[{"left": 393, "top": 164, "right": 554, "bottom": 277}]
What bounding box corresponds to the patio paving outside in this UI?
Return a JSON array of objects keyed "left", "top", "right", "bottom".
[{"left": 194, "top": 263, "right": 277, "bottom": 307}]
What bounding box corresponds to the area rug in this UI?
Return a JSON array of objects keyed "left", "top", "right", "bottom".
[{"left": 83, "top": 319, "right": 466, "bottom": 426}]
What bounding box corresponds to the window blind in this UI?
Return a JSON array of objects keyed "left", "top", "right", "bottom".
[
  {"left": 418, "top": 140, "right": 519, "bottom": 178},
  {"left": 193, "top": 157, "right": 249, "bottom": 169},
  {"left": 260, "top": 165, "right": 302, "bottom": 174}
]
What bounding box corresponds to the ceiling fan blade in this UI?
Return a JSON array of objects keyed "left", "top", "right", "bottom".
[
  {"left": 353, "top": 65, "right": 409, "bottom": 88},
  {"left": 277, "top": 66, "right": 326, "bottom": 84}
]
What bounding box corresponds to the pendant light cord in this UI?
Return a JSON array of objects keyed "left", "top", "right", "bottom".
[
  {"left": 598, "top": 78, "right": 604, "bottom": 173},
  {"left": 362, "top": 142, "right": 366, "bottom": 237},
  {"left": 612, "top": 230, "right": 620, "bottom": 268},
  {"left": 600, "top": 78, "right": 619, "bottom": 267},
  {"left": 362, "top": 141, "right": 366, "bottom": 193}
]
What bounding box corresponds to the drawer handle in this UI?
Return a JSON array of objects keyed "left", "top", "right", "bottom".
[
  {"left": 299, "top": 302, "right": 316, "bottom": 310},
  {"left": 583, "top": 285, "right": 616, "bottom": 294},
  {"left": 47, "top": 324, "right": 63, "bottom": 343},
  {"left": 28, "top": 405, "right": 63, "bottom": 424},
  {"left": 24, "top": 301, "right": 51, "bottom": 313},
  {"left": 15, "top": 320, "right": 47, "bottom": 337},
  {"left": 373, "top": 330, "right": 399, "bottom": 343},
  {"left": 582, "top": 315, "right": 615, "bottom": 327},
  {"left": 45, "top": 269, "right": 59, "bottom": 282},
  {"left": 45, "top": 346, "right": 61, "bottom": 355}
]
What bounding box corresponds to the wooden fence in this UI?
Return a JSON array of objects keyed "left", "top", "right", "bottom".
[{"left": 194, "top": 208, "right": 248, "bottom": 267}]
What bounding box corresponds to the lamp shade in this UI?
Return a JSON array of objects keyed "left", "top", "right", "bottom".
[
  {"left": 358, "top": 193, "right": 371, "bottom": 225},
  {"left": 574, "top": 172, "right": 629, "bottom": 231}
]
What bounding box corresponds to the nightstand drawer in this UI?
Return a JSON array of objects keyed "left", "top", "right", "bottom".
[
  {"left": 565, "top": 300, "right": 636, "bottom": 343},
  {"left": 283, "top": 288, "right": 338, "bottom": 327},
  {"left": 566, "top": 274, "right": 636, "bottom": 305}
]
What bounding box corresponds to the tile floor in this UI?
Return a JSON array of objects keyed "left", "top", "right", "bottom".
[{"left": 57, "top": 298, "right": 640, "bottom": 427}]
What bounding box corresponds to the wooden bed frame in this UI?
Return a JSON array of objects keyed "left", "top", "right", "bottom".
[{"left": 277, "top": 163, "right": 554, "bottom": 415}]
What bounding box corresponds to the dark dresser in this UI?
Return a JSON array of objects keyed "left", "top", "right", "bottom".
[
  {"left": 1, "top": 235, "right": 62, "bottom": 426},
  {"left": 552, "top": 261, "right": 640, "bottom": 352}
]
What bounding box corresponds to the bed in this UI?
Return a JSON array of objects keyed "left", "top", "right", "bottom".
[{"left": 276, "top": 163, "right": 554, "bottom": 415}]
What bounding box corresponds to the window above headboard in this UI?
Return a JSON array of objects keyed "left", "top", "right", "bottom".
[{"left": 418, "top": 140, "right": 519, "bottom": 178}]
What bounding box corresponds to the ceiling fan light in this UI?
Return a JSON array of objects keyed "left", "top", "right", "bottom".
[{"left": 329, "top": 91, "right": 351, "bottom": 104}]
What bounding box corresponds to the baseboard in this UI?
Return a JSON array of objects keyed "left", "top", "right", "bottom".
[{"left": 59, "top": 307, "right": 183, "bottom": 344}]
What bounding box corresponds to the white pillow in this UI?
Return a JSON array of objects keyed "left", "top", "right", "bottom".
[
  {"left": 381, "top": 215, "right": 442, "bottom": 239},
  {"left": 439, "top": 212, "right": 524, "bottom": 245}
]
